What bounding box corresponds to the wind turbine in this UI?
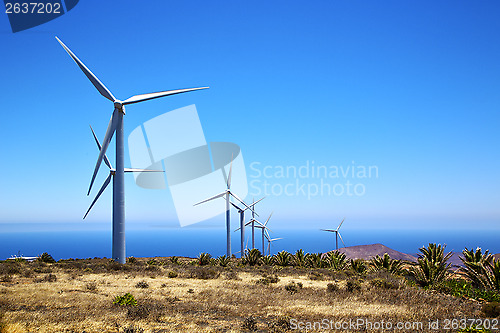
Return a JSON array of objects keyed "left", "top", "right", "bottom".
[
  {"left": 249, "top": 197, "right": 265, "bottom": 249},
  {"left": 56, "top": 37, "right": 208, "bottom": 263},
  {"left": 265, "top": 232, "right": 282, "bottom": 256},
  {"left": 193, "top": 159, "right": 251, "bottom": 257},
  {"left": 231, "top": 197, "right": 264, "bottom": 258},
  {"left": 83, "top": 126, "right": 162, "bottom": 219},
  {"left": 321, "top": 218, "right": 346, "bottom": 251},
  {"left": 254, "top": 213, "right": 273, "bottom": 255}
]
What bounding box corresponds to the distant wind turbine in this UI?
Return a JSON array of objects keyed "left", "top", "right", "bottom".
[
  {"left": 249, "top": 197, "right": 265, "bottom": 249},
  {"left": 56, "top": 37, "right": 208, "bottom": 263},
  {"left": 321, "top": 218, "right": 346, "bottom": 250},
  {"left": 231, "top": 197, "right": 264, "bottom": 258},
  {"left": 83, "top": 126, "right": 163, "bottom": 219},
  {"left": 194, "top": 159, "right": 252, "bottom": 257},
  {"left": 265, "top": 233, "right": 282, "bottom": 256},
  {"left": 254, "top": 213, "right": 273, "bottom": 255}
]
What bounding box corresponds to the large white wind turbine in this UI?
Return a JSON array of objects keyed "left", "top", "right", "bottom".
[
  {"left": 321, "top": 218, "right": 346, "bottom": 251},
  {"left": 83, "top": 126, "right": 162, "bottom": 219},
  {"left": 57, "top": 37, "right": 208, "bottom": 263},
  {"left": 193, "top": 160, "right": 251, "bottom": 257},
  {"left": 231, "top": 197, "right": 264, "bottom": 258}
]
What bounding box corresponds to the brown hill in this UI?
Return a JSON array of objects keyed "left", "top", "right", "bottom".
[{"left": 336, "top": 243, "right": 417, "bottom": 262}]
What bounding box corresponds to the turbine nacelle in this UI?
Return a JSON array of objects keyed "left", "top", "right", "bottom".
[{"left": 113, "top": 100, "right": 125, "bottom": 113}]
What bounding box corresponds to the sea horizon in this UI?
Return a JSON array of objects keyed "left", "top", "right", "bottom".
[{"left": 1, "top": 223, "right": 498, "bottom": 261}]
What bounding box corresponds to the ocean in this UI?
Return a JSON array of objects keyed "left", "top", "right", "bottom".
[{"left": 1, "top": 224, "right": 499, "bottom": 260}]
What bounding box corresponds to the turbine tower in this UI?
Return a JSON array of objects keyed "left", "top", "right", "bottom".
[
  {"left": 194, "top": 159, "right": 251, "bottom": 257},
  {"left": 321, "top": 218, "right": 346, "bottom": 251},
  {"left": 232, "top": 197, "right": 264, "bottom": 258},
  {"left": 249, "top": 197, "right": 265, "bottom": 249},
  {"left": 254, "top": 213, "right": 273, "bottom": 255},
  {"left": 57, "top": 37, "right": 208, "bottom": 263}
]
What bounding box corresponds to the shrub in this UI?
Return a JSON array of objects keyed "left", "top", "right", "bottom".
[
  {"left": 408, "top": 243, "right": 452, "bottom": 288},
  {"left": 327, "top": 283, "right": 339, "bottom": 292},
  {"left": 285, "top": 281, "right": 302, "bottom": 294},
  {"left": 216, "top": 255, "right": 231, "bottom": 267},
  {"left": 243, "top": 249, "right": 262, "bottom": 266},
  {"left": 273, "top": 251, "right": 291, "bottom": 267},
  {"left": 224, "top": 270, "right": 240, "bottom": 280},
  {"left": 242, "top": 315, "right": 258, "bottom": 331},
  {"left": 309, "top": 271, "right": 323, "bottom": 280},
  {"left": 267, "top": 316, "right": 291, "bottom": 332},
  {"left": 346, "top": 279, "right": 362, "bottom": 292},
  {"left": 135, "top": 281, "right": 149, "bottom": 289},
  {"left": 350, "top": 259, "right": 367, "bottom": 274},
  {"left": 127, "top": 257, "right": 137, "bottom": 264},
  {"left": 260, "top": 255, "right": 274, "bottom": 266},
  {"left": 34, "top": 273, "right": 57, "bottom": 283},
  {"left": 113, "top": 293, "right": 137, "bottom": 306},
  {"left": 292, "top": 249, "right": 307, "bottom": 267},
  {"left": 197, "top": 253, "right": 212, "bottom": 266},
  {"left": 370, "top": 253, "right": 404, "bottom": 274},
  {"left": 190, "top": 267, "right": 220, "bottom": 280},
  {"left": 256, "top": 274, "right": 279, "bottom": 285},
  {"left": 146, "top": 259, "right": 157, "bottom": 266},
  {"left": 37, "top": 252, "right": 56, "bottom": 263},
  {"left": 370, "top": 278, "right": 398, "bottom": 289},
  {"left": 325, "top": 251, "right": 348, "bottom": 270},
  {"left": 122, "top": 325, "right": 144, "bottom": 333},
  {"left": 434, "top": 279, "right": 500, "bottom": 302},
  {"left": 305, "top": 253, "right": 323, "bottom": 268},
  {"left": 170, "top": 256, "right": 179, "bottom": 265},
  {"left": 482, "top": 302, "right": 500, "bottom": 318},
  {"left": 168, "top": 271, "right": 178, "bottom": 278}
]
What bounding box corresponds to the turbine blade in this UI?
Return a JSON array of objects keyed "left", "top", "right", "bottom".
[
  {"left": 227, "top": 153, "right": 234, "bottom": 189},
  {"left": 229, "top": 192, "right": 253, "bottom": 211},
  {"left": 122, "top": 87, "right": 209, "bottom": 106},
  {"left": 321, "top": 229, "right": 335, "bottom": 232},
  {"left": 193, "top": 191, "right": 226, "bottom": 206},
  {"left": 248, "top": 196, "right": 265, "bottom": 208},
  {"left": 230, "top": 202, "right": 242, "bottom": 211},
  {"left": 264, "top": 212, "right": 273, "bottom": 226},
  {"left": 336, "top": 218, "right": 345, "bottom": 231},
  {"left": 234, "top": 227, "right": 241, "bottom": 232},
  {"left": 55, "top": 37, "right": 115, "bottom": 102},
  {"left": 338, "top": 232, "right": 346, "bottom": 248},
  {"left": 124, "top": 168, "right": 163, "bottom": 172},
  {"left": 90, "top": 125, "right": 112, "bottom": 170},
  {"left": 83, "top": 173, "right": 112, "bottom": 219},
  {"left": 271, "top": 238, "right": 283, "bottom": 241},
  {"left": 88, "top": 109, "right": 119, "bottom": 195}
]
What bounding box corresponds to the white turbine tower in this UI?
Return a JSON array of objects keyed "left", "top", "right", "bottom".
[
  {"left": 321, "top": 218, "right": 346, "bottom": 251},
  {"left": 57, "top": 37, "right": 208, "bottom": 263},
  {"left": 249, "top": 197, "right": 265, "bottom": 249},
  {"left": 83, "top": 126, "right": 162, "bottom": 219},
  {"left": 265, "top": 233, "right": 282, "bottom": 256},
  {"left": 193, "top": 160, "right": 251, "bottom": 257},
  {"left": 231, "top": 197, "right": 264, "bottom": 258}
]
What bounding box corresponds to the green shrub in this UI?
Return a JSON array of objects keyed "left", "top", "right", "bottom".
[
  {"left": 146, "top": 259, "right": 157, "bottom": 266},
  {"left": 135, "top": 281, "right": 149, "bottom": 289},
  {"left": 37, "top": 252, "right": 56, "bottom": 263},
  {"left": 370, "top": 278, "right": 399, "bottom": 289},
  {"left": 113, "top": 293, "right": 137, "bottom": 306},
  {"left": 273, "top": 251, "right": 291, "bottom": 267},
  {"left": 243, "top": 249, "right": 262, "bottom": 266},
  {"left": 216, "top": 255, "right": 231, "bottom": 267},
  {"left": 257, "top": 274, "right": 279, "bottom": 285},
  {"left": 370, "top": 253, "right": 404, "bottom": 274},
  {"left": 434, "top": 279, "right": 500, "bottom": 302},
  {"left": 260, "top": 255, "right": 274, "bottom": 266},
  {"left": 127, "top": 257, "right": 137, "bottom": 264},
  {"left": 408, "top": 243, "right": 452, "bottom": 287},
  {"left": 197, "top": 253, "right": 212, "bottom": 266},
  {"left": 170, "top": 256, "right": 179, "bottom": 265},
  {"left": 346, "top": 279, "right": 362, "bottom": 292},
  {"left": 350, "top": 259, "right": 367, "bottom": 274},
  {"left": 168, "top": 271, "right": 178, "bottom": 278},
  {"left": 482, "top": 302, "right": 500, "bottom": 318},
  {"left": 292, "top": 249, "right": 307, "bottom": 267},
  {"left": 305, "top": 253, "right": 323, "bottom": 268},
  {"left": 325, "top": 251, "right": 348, "bottom": 270}
]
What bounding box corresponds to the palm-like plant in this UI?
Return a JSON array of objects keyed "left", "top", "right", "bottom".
[
  {"left": 216, "top": 255, "right": 231, "bottom": 267},
  {"left": 243, "top": 249, "right": 262, "bottom": 266},
  {"left": 408, "top": 243, "right": 452, "bottom": 287},
  {"left": 325, "top": 251, "right": 348, "bottom": 270},
  {"left": 460, "top": 247, "right": 499, "bottom": 291},
  {"left": 273, "top": 251, "right": 291, "bottom": 267},
  {"left": 292, "top": 249, "right": 307, "bottom": 267},
  {"left": 305, "top": 253, "right": 323, "bottom": 268},
  {"left": 350, "top": 259, "right": 366, "bottom": 274},
  {"left": 260, "top": 255, "right": 274, "bottom": 266},
  {"left": 197, "top": 252, "right": 212, "bottom": 266},
  {"left": 370, "top": 253, "right": 403, "bottom": 275}
]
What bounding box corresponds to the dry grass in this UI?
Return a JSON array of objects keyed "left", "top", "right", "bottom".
[{"left": 0, "top": 259, "right": 486, "bottom": 332}]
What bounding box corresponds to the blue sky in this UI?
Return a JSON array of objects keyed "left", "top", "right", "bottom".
[{"left": 0, "top": 0, "right": 499, "bottom": 231}]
